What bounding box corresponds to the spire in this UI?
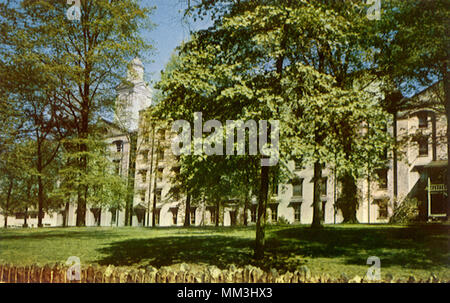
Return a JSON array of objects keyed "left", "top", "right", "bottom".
[
  {"left": 127, "top": 57, "right": 145, "bottom": 82},
  {"left": 115, "top": 57, "right": 152, "bottom": 131}
]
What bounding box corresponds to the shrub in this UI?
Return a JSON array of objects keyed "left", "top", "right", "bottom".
[
  {"left": 276, "top": 216, "right": 290, "bottom": 225},
  {"left": 389, "top": 198, "right": 420, "bottom": 224}
]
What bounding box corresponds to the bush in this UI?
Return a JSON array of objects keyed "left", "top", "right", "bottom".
[
  {"left": 389, "top": 198, "right": 420, "bottom": 224},
  {"left": 276, "top": 216, "right": 290, "bottom": 225}
]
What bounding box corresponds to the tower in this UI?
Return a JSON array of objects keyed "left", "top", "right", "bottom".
[{"left": 115, "top": 58, "right": 152, "bottom": 132}]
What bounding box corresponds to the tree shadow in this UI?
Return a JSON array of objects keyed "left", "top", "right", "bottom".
[
  {"left": 96, "top": 235, "right": 255, "bottom": 269},
  {"left": 266, "top": 224, "right": 450, "bottom": 271},
  {"left": 0, "top": 227, "right": 122, "bottom": 241}
]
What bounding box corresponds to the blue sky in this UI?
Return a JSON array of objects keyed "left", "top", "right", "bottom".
[{"left": 140, "top": 0, "right": 211, "bottom": 87}]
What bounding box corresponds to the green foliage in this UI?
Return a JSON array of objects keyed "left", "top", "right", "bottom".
[
  {"left": 53, "top": 136, "right": 127, "bottom": 210},
  {"left": 389, "top": 198, "right": 420, "bottom": 224},
  {"left": 0, "top": 0, "right": 154, "bottom": 225},
  {"left": 276, "top": 215, "right": 290, "bottom": 226}
]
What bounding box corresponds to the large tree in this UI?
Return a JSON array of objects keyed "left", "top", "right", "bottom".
[
  {"left": 1, "top": 0, "right": 154, "bottom": 226},
  {"left": 375, "top": 0, "right": 449, "bottom": 217},
  {"left": 160, "top": 0, "right": 390, "bottom": 259}
]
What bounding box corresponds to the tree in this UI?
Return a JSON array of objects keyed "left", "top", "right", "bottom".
[
  {"left": 1, "top": 0, "right": 154, "bottom": 226},
  {"left": 375, "top": 0, "right": 449, "bottom": 217},
  {"left": 161, "top": 0, "right": 391, "bottom": 259}
]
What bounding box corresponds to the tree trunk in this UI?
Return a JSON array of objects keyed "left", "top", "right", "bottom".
[
  {"left": 393, "top": 111, "right": 398, "bottom": 207},
  {"left": 63, "top": 202, "right": 70, "bottom": 227},
  {"left": 37, "top": 139, "right": 44, "bottom": 228},
  {"left": 147, "top": 125, "right": 155, "bottom": 227},
  {"left": 76, "top": 139, "right": 87, "bottom": 227},
  {"left": 37, "top": 174, "right": 44, "bottom": 227},
  {"left": 311, "top": 161, "right": 323, "bottom": 228},
  {"left": 184, "top": 194, "right": 191, "bottom": 227},
  {"left": 23, "top": 206, "right": 28, "bottom": 228},
  {"left": 444, "top": 66, "right": 450, "bottom": 219},
  {"left": 152, "top": 139, "right": 160, "bottom": 227},
  {"left": 215, "top": 201, "right": 220, "bottom": 227},
  {"left": 126, "top": 132, "right": 137, "bottom": 226},
  {"left": 254, "top": 164, "right": 269, "bottom": 260},
  {"left": 243, "top": 192, "right": 249, "bottom": 226},
  {"left": 4, "top": 180, "right": 13, "bottom": 228}
]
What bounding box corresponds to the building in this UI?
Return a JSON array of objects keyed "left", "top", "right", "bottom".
[
  {"left": 130, "top": 80, "right": 447, "bottom": 227},
  {"left": 1, "top": 61, "right": 446, "bottom": 228}
]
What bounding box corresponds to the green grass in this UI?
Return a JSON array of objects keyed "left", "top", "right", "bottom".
[{"left": 0, "top": 224, "right": 449, "bottom": 280}]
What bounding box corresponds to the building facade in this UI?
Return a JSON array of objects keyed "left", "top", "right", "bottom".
[{"left": 1, "top": 62, "right": 447, "bottom": 228}]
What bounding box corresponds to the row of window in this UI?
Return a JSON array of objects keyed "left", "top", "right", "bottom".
[
  {"left": 142, "top": 129, "right": 167, "bottom": 144},
  {"left": 291, "top": 177, "right": 328, "bottom": 197},
  {"left": 138, "top": 167, "right": 164, "bottom": 184},
  {"left": 140, "top": 148, "right": 165, "bottom": 162},
  {"left": 140, "top": 188, "right": 162, "bottom": 204}
]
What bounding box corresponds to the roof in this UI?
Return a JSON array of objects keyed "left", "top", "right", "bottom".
[
  {"left": 423, "top": 160, "right": 448, "bottom": 169},
  {"left": 413, "top": 160, "right": 448, "bottom": 171}
]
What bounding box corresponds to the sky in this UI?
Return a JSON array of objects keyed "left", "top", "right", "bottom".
[{"left": 140, "top": 0, "right": 212, "bottom": 87}]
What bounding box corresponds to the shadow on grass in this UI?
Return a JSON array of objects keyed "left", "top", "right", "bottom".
[
  {"left": 0, "top": 228, "right": 124, "bottom": 241},
  {"left": 95, "top": 224, "right": 450, "bottom": 272},
  {"left": 266, "top": 224, "right": 450, "bottom": 271},
  {"left": 96, "top": 235, "right": 255, "bottom": 269}
]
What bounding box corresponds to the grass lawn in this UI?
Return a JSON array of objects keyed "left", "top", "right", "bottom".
[{"left": 0, "top": 224, "right": 449, "bottom": 280}]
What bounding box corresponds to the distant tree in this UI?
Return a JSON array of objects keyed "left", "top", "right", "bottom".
[{"left": 0, "top": 0, "right": 154, "bottom": 226}]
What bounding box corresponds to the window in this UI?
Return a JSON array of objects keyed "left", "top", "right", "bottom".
[
  {"left": 376, "top": 200, "right": 388, "bottom": 219},
  {"left": 270, "top": 205, "right": 278, "bottom": 222},
  {"left": 158, "top": 129, "right": 166, "bottom": 140},
  {"left": 381, "top": 147, "right": 388, "bottom": 161},
  {"left": 171, "top": 209, "right": 178, "bottom": 225},
  {"left": 376, "top": 169, "right": 388, "bottom": 189},
  {"left": 418, "top": 137, "right": 429, "bottom": 156},
  {"left": 141, "top": 151, "right": 148, "bottom": 162},
  {"left": 250, "top": 206, "right": 257, "bottom": 223},
  {"left": 15, "top": 213, "right": 25, "bottom": 220},
  {"left": 322, "top": 201, "right": 326, "bottom": 222},
  {"left": 140, "top": 192, "right": 145, "bottom": 203},
  {"left": 143, "top": 135, "right": 148, "bottom": 144},
  {"left": 320, "top": 178, "right": 328, "bottom": 196},
  {"left": 418, "top": 112, "right": 428, "bottom": 128},
  {"left": 294, "top": 158, "right": 303, "bottom": 170},
  {"left": 294, "top": 204, "right": 301, "bottom": 222},
  {"left": 210, "top": 208, "right": 217, "bottom": 224},
  {"left": 272, "top": 182, "right": 279, "bottom": 195},
  {"left": 157, "top": 168, "right": 164, "bottom": 182},
  {"left": 173, "top": 166, "right": 181, "bottom": 175},
  {"left": 157, "top": 148, "right": 164, "bottom": 161},
  {"left": 190, "top": 209, "right": 196, "bottom": 225},
  {"left": 140, "top": 170, "right": 147, "bottom": 183},
  {"left": 292, "top": 178, "right": 303, "bottom": 197},
  {"left": 114, "top": 140, "right": 123, "bottom": 153},
  {"left": 155, "top": 188, "right": 162, "bottom": 203}
]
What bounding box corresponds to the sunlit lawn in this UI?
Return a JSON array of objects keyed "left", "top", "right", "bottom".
[{"left": 0, "top": 224, "right": 449, "bottom": 280}]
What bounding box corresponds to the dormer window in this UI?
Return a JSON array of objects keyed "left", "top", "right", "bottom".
[{"left": 418, "top": 112, "right": 428, "bottom": 128}]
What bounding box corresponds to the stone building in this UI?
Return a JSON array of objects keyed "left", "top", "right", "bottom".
[
  {"left": 1, "top": 61, "right": 446, "bottom": 227},
  {"left": 130, "top": 80, "right": 447, "bottom": 227}
]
